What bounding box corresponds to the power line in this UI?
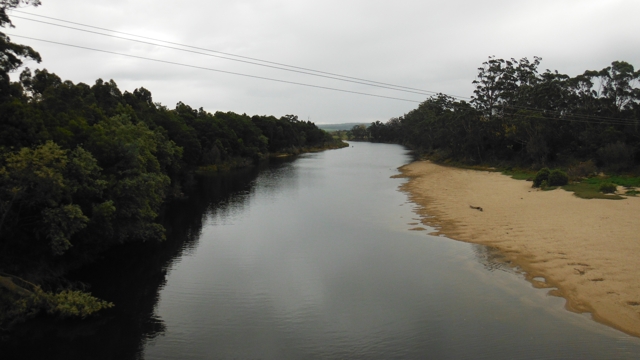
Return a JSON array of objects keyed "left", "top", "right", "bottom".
[
  {"left": 500, "top": 104, "right": 637, "bottom": 124},
  {"left": 9, "top": 12, "right": 638, "bottom": 125},
  {"left": 502, "top": 105, "right": 640, "bottom": 124},
  {"left": 504, "top": 112, "right": 638, "bottom": 126},
  {"left": 8, "top": 34, "right": 423, "bottom": 104},
  {"left": 9, "top": 36, "right": 637, "bottom": 126},
  {"left": 11, "top": 10, "right": 470, "bottom": 99},
  {"left": 10, "top": 15, "right": 444, "bottom": 98}
]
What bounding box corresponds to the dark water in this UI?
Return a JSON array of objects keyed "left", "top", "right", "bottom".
[{"left": 3, "top": 142, "right": 640, "bottom": 359}]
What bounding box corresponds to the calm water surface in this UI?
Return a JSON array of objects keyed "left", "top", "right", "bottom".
[{"left": 4, "top": 142, "right": 640, "bottom": 359}]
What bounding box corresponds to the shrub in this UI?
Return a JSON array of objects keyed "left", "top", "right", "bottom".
[
  {"left": 548, "top": 169, "right": 569, "bottom": 186},
  {"left": 567, "top": 160, "right": 597, "bottom": 180},
  {"left": 49, "top": 290, "right": 114, "bottom": 318},
  {"left": 532, "top": 168, "right": 550, "bottom": 187},
  {"left": 599, "top": 183, "right": 617, "bottom": 194}
]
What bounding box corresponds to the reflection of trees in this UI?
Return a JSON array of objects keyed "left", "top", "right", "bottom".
[
  {"left": 2, "top": 160, "right": 295, "bottom": 360},
  {"left": 473, "top": 244, "right": 517, "bottom": 274}
]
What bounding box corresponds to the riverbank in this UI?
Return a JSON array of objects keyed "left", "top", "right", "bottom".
[
  {"left": 195, "top": 142, "right": 349, "bottom": 173},
  {"left": 399, "top": 160, "right": 640, "bottom": 338}
]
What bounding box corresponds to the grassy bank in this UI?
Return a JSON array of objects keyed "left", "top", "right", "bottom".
[{"left": 419, "top": 155, "right": 640, "bottom": 200}]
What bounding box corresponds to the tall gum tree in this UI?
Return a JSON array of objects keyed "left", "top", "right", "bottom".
[{"left": 0, "top": 0, "right": 42, "bottom": 99}]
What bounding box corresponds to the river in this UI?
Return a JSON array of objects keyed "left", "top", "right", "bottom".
[{"left": 4, "top": 142, "right": 640, "bottom": 359}]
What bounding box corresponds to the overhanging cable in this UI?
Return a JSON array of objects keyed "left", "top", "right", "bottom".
[
  {"left": 11, "top": 10, "right": 470, "bottom": 99},
  {"left": 10, "top": 15, "right": 445, "bottom": 98},
  {"left": 8, "top": 34, "right": 423, "bottom": 104}
]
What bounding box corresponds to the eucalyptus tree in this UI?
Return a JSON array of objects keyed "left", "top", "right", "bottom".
[{"left": 0, "top": 0, "right": 41, "bottom": 99}]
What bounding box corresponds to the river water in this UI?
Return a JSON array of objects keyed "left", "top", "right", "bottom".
[{"left": 4, "top": 142, "right": 640, "bottom": 359}]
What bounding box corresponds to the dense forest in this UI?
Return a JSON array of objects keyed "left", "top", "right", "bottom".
[
  {"left": 0, "top": 0, "right": 344, "bottom": 328},
  {"left": 350, "top": 57, "right": 640, "bottom": 172}
]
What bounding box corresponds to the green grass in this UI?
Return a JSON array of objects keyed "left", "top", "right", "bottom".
[
  {"left": 425, "top": 157, "right": 640, "bottom": 200},
  {"left": 563, "top": 175, "right": 640, "bottom": 199},
  {"left": 625, "top": 189, "right": 639, "bottom": 196},
  {"left": 501, "top": 168, "right": 535, "bottom": 181},
  {"left": 500, "top": 167, "right": 640, "bottom": 200},
  {"left": 583, "top": 175, "right": 640, "bottom": 188},
  {"left": 562, "top": 182, "right": 624, "bottom": 200}
]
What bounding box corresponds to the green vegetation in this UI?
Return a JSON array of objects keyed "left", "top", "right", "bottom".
[
  {"left": 0, "top": 273, "right": 114, "bottom": 327},
  {"left": 532, "top": 168, "right": 551, "bottom": 187},
  {"left": 557, "top": 174, "right": 640, "bottom": 199},
  {"left": 346, "top": 124, "right": 369, "bottom": 140},
  {"left": 531, "top": 168, "right": 567, "bottom": 188},
  {"left": 352, "top": 57, "right": 639, "bottom": 177},
  {"left": 317, "top": 123, "right": 368, "bottom": 132},
  {"left": 501, "top": 168, "right": 535, "bottom": 181},
  {"left": 562, "top": 182, "right": 624, "bottom": 200},
  {"left": 584, "top": 175, "right": 640, "bottom": 188},
  {"left": 548, "top": 169, "right": 569, "bottom": 186},
  {"left": 625, "top": 189, "right": 639, "bottom": 196},
  {"left": 351, "top": 55, "right": 640, "bottom": 199},
  {"left": 599, "top": 182, "right": 617, "bottom": 193},
  {"left": 0, "top": 1, "right": 345, "bottom": 328},
  {"left": 567, "top": 160, "right": 598, "bottom": 181}
]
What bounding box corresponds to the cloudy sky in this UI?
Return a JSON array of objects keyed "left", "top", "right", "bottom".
[{"left": 6, "top": 0, "right": 640, "bottom": 124}]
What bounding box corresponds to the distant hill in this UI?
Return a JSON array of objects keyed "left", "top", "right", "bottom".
[{"left": 317, "top": 123, "right": 369, "bottom": 132}]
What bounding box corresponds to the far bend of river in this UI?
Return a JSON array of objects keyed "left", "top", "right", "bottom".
[{"left": 4, "top": 142, "right": 640, "bottom": 359}]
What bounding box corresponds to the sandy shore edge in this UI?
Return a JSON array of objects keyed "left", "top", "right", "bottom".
[{"left": 398, "top": 160, "right": 640, "bottom": 338}]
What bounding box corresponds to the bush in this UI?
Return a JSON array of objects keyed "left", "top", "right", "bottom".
[
  {"left": 599, "top": 183, "right": 617, "bottom": 194},
  {"left": 49, "top": 290, "right": 114, "bottom": 318},
  {"left": 532, "top": 168, "right": 550, "bottom": 187},
  {"left": 567, "top": 160, "right": 597, "bottom": 180},
  {"left": 548, "top": 169, "right": 569, "bottom": 186}
]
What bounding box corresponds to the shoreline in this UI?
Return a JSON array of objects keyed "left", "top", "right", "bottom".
[{"left": 398, "top": 160, "right": 640, "bottom": 338}]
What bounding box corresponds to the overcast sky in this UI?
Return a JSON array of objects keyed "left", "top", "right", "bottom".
[{"left": 6, "top": 0, "right": 640, "bottom": 124}]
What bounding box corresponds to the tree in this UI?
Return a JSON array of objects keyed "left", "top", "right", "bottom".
[
  {"left": 0, "top": 141, "right": 101, "bottom": 256},
  {"left": 0, "top": 0, "right": 42, "bottom": 99},
  {"left": 348, "top": 125, "right": 368, "bottom": 140},
  {"left": 598, "top": 61, "right": 639, "bottom": 114},
  {"left": 84, "top": 113, "right": 178, "bottom": 245}
]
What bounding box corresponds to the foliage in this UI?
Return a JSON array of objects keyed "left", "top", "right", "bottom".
[
  {"left": 625, "top": 189, "right": 639, "bottom": 196},
  {"left": 357, "top": 57, "right": 639, "bottom": 173},
  {"left": 347, "top": 124, "right": 368, "bottom": 140},
  {"left": 0, "top": 141, "right": 99, "bottom": 257},
  {"left": 547, "top": 169, "right": 568, "bottom": 186},
  {"left": 584, "top": 175, "right": 640, "bottom": 187},
  {"left": 49, "top": 290, "right": 114, "bottom": 318},
  {"left": 532, "top": 168, "right": 550, "bottom": 188},
  {"left": 0, "top": 4, "right": 345, "bottom": 327},
  {"left": 598, "top": 182, "right": 617, "bottom": 194},
  {"left": 562, "top": 182, "right": 624, "bottom": 200},
  {"left": 0, "top": 284, "right": 113, "bottom": 327},
  {"left": 561, "top": 175, "right": 640, "bottom": 198},
  {"left": 501, "top": 168, "right": 535, "bottom": 181},
  {"left": 597, "top": 142, "right": 635, "bottom": 171},
  {"left": 0, "top": 1, "right": 42, "bottom": 100},
  {"left": 567, "top": 160, "right": 597, "bottom": 180}
]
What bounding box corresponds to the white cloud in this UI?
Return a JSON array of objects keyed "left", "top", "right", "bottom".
[{"left": 7, "top": 0, "right": 640, "bottom": 123}]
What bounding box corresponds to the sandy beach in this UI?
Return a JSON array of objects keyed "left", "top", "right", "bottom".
[{"left": 399, "top": 160, "right": 640, "bottom": 338}]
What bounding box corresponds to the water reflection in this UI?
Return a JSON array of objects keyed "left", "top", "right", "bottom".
[
  {"left": 1, "top": 159, "right": 294, "bottom": 360},
  {"left": 4, "top": 144, "right": 640, "bottom": 360}
]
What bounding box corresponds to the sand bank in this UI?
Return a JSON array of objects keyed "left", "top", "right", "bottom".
[{"left": 399, "top": 160, "right": 640, "bottom": 337}]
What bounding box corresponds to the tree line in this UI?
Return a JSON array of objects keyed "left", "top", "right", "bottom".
[
  {"left": 350, "top": 56, "right": 639, "bottom": 171},
  {"left": 0, "top": 0, "right": 344, "bottom": 327}
]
